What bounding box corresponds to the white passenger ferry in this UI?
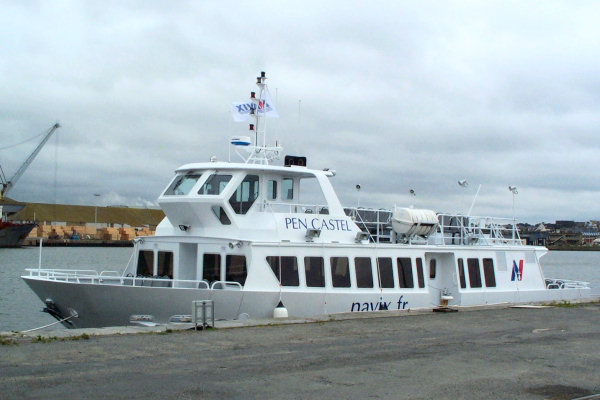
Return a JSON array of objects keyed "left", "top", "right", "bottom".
[{"left": 23, "top": 73, "right": 591, "bottom": 328}]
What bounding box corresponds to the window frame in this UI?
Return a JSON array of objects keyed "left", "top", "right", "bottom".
[
  {"left": 202, "top": 253, "right": 221, "bottom": 284},
  {"left": 229, "top": 174, "right": 260, "bottom": 214},
  {"left": 198, "top": 173, "right": 233, "bottom": 196},
  {"left": 136, "top": 250, "right": 154, "bottom": 277},
  {"left": 163, "top": 173, "right": 202, "bottom": 196},
  {"left": 330, "top": 257, "right": 351, "bottom": 288},
  {"left": 483, "top": 258, "right": 496, "bottom": 288},
  {"left": 267, "top": 256, "right": 300, "bottom": 287},
  {"left": 416, "top": 258, "right": 425, "bottom": 288},
  {"left": 304, "top": 256, "right": 325, "bottom": 288},
  {"left": 354, "top": 257, "right": 374, "bottom": 288},
  {"left": 157, "top": 251, "right": 173, "bottom": 279},
  {"left": 397, "top": 257, "right": 414, "bottom": 289},
  {"left": 282, "top": 177, "right": 294, "bottom": 201},
  {"left": 377, "top": 257, "right": 395, "bottom": 288},
  {"left": 225, "top": 255, "right": 247, "bottom": 286},
  {"left": 457, "top": 258, "right": 467, "bottom": 289},
  {"left": 429, "top": 259, "right": 437, "bottom": 279},
  {"left": 467, "top": 258, "right": 483, "bottom": 288}
]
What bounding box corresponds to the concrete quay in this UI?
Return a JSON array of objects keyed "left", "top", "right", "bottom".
[{"left": 1, "top": 303, "right": 599, "bottom": 400}]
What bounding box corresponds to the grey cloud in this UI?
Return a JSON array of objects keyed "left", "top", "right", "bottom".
[{"left": 1, "top": 1, "right": 599, "bottom": 224}]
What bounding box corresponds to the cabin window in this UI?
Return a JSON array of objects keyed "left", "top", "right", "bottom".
[
  {"left": 282, "top": 178, "right": 294, "bottom": 200},
  {"left": 267, "top": 256, "right": 299, "bottom": 286},
  {"left": 457, "top": 258, "right": 467, "bottom": 289},
  {"left": 267, "top": 180, "right": 277, "bottom": 200},
  {"left": 467, "top": 258, "right": 482, "bottom": 288},
  {"left": 229, "top": 174, "right": 259, "bottom": 214},
  {"left": 157, "top": 251, "right": 173, "bottom": 279},
  {"left": 137, "top": 250, "right": 154, "bottom": 276},
  {"left": 397, "top": 257, "right": 414, "bottom": 288},
  {"left": 226, "top": 255, "right": 247, "bottom": 286},
  {"left": 211, "top": 206, "right": 231, "bottom": 225},
  {"left": 304, "top": 257, "right": 325, "bottom": 287},
  {"left": 416, "top": 258, "right": 425, "bottom": 288},
  {"left": 164, "top": 173, "right": 202, "bottom": 196},
  {"left": 377, "top": 258, "right": 394, "bottom": 288},
  {"left": 330, "top": 257, "right": 351, "bottom": 288},
  {"left": 203, "top": 253, "right": 221, "bottom": 284},
  {"left": 483, "top": 258, "right": 496, "bottom": 288},
  {"left": 355, "top": 257, "right": 373, "bottom": 288},
  {"left": 198, "top": 174, "right": 232, "bottom": 195},
  {"left": 429, "top": 259, "right": 437, "bottom": 279}
]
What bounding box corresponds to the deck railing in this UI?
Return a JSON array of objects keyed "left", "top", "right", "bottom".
[
  {"left": 261, "top": 201, "right": 330, "bottom": 214},
  {"left": 260, "top": 201, "right": 526, "bottom": 247},
  {"left": 24, "top": 268, "right": 241, "bottom": 290},
  {"left": 545, "top": 278, "right": 590, "bottom": 289},
  {"left": 434, "top": 214, "right": 523, "bottom": 246}
]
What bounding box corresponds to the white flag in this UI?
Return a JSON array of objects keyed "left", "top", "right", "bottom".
[{"left": 231, "top": 88, "right": 279, "bottom": 121}]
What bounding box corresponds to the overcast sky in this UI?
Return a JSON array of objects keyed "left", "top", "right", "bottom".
[{"left": 1, "top": 1, "right": 599, "bottom": 223}]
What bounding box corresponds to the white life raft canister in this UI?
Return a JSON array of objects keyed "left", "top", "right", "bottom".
[{"left": 391, "top": 207, "right": 438, "bottom": 238}]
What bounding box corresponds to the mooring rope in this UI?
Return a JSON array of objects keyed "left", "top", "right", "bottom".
[{"left": 21, "top": 314, "right": 75, "bottom": 333}]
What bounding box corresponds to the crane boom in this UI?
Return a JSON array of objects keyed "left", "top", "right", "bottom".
[{"left": 0, "top": 122, "right": 60, "bottom": 199}]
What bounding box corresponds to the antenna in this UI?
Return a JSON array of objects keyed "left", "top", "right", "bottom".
[
  {"left": 458, "top": 179, "right": 468, "bottom": 214},
  {"left": 508, "top": 185, "right": 518, "bottom": 239},
  {"left": 409, "top": 189, "right": 416, "bottom": 208},
  {"left": 467, "top": 184, "right": 481, "bottom": 216},
  {"left": 355, "top": 184, "right": 361, "bottom": 208}
]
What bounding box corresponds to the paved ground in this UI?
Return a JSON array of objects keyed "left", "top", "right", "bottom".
[{"left": 1, "top": 304, "right": 599, "bottom": 400}]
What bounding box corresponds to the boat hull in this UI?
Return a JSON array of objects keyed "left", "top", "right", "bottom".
[
  {"left": 0, "top": 222, "right": 35, "bottom": 247},
  {"left": 22, "top": 276, "right": 591, "bottom": 329}
]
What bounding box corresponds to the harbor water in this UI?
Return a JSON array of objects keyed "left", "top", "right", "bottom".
[{"left": 0, "top": 247, "right": 599, "bottom": 332}]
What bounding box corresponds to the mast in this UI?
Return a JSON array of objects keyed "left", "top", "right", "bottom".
[{"left": 232, "top": 72, "right": 282, "bottom": 164}]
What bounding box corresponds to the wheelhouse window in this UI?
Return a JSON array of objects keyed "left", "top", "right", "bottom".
[
  {"left": 282, "top": 178, "right": 294, "bottom": 200},
  {"left": 267, "top": 256, "right": 299, "bottom": 286},
  {"left": 397, "top": 257, "right": 414, "bottom": 288},
  {"left": 416, "top": 258, "right": 425, "bottom": 288},
  {"left": 211, "top": 206, "right": 231, "bottom": 225},
  {"left": 483, "top": 258, "right": 496, "bottom": 288},
  {"left": 229, "top": 174, "right": 259, "bottom": 214},
  {"left": 226, "top": 255, "right": 247, "bottom": 286},
  {"left": 164, "top": 173, "right": 202, "bottom": 196},
  {"left": 267, "top": 180, "right": 277, "bottom": 200},
  {"left": 137, "top": 250, "right": 154, "bottom": 276},
  {"left": 457, "top": 258, "right": 467, "bottom": 289},
  {"left": 429, "top": 259, "right": 437, "bottom": 279},
  {"left": 467, "top": 258, "right": 482, "bottom": 288},
  {"left": 203, "top": 253, "right": 221, "bottom": 284},
  {"left": 377, "top": 258, "right": 394, "bottom": 288},
  {"left": 304, "top": 257, "right": 325, "bottom": 287},
  {"left": 157, "top": 251, "right": 173, "bottom": 279},
  {"left": 330, "top": 257, "right": 351, "bottom": 288},
  {"left": 198, "top": 174, "right": 232, "bottom": 195},
  {"left": 355, "top": 257, "right": 373, "bottom": 288}
]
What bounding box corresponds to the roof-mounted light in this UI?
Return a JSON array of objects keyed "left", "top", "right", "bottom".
[{"left": 305, "top": 228, "right": 321, "bottom": 242}]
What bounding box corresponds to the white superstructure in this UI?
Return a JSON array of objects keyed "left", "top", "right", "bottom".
[{"left": 22, "top": 73, "right": 591, "bottom": 328}]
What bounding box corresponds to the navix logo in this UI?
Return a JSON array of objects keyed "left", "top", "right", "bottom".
[{"left": 511, "top": 260, "right": 524, "bottom": 281}]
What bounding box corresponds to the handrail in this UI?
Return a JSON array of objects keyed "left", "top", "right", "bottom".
[
  {"left": 210, "top": 280, "right": 243, "bottom": 290},
  {"left": 545, "top": 278, "right": 590, "bottom": 289},
  {"left": 260, "top": 201, "right": 330, "bottom": 214},
  {"left": 435, "top": 213, "right": 523, "bottom": 246},
  {"left": 24, "top": 268, "right": 215, "bottom": 289}
]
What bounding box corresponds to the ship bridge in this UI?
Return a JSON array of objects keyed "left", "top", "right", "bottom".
[{"left": 156, "top": 161, "right": 362, "bottom": 243}]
